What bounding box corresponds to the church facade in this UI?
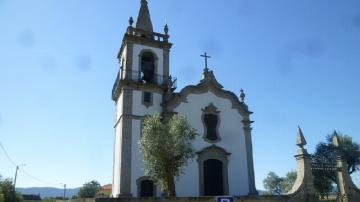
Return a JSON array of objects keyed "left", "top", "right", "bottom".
[{"left": 112, "top": 0, "right": 257, "bottom": 197}]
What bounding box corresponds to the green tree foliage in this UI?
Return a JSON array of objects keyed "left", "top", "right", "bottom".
[
  {"left": 263, "top": 171, "right": 297, "bottom": 195},
  {"left": 139, "top": 113, "right": 198, "bottom": 196},
  {"left": 263, "top": 172, "right": 283, "bottom": 195},
  {"left": 312, "top": 142, "right": 336, "bottom": 197},
  {"left": 0, "top": 175, "right": 23, "bottom": 202},
  {"left": 77, "top": 180, "right": 101, "bottom": 198},
  {"left": 41, "top": 198, "right": 56, "bottom": 202},
  {"left": 312, "top": 133, "right": 360, "bottom": 197},
  {"left": 281, "top": 171, "right": 297, "bottom": 193},
  {"left": 42, "top": 197, "right": 68, "bottom": 202}
]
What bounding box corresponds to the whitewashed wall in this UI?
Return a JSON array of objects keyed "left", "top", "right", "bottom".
[
  {"left": 115, "top": 89, "right": 250, "bottom": 196},
  {"left": 130, "top": 90, "right": 163, "bottom": 196},
  {"left": 112, "top": 46, "right": 127, "bottom": 197},
  {"left": 113, "top": 116, "right": 123, "bottom": 196},
  {"left": 174, "top": 91, "right": 250, "bottom": 196},
  {"left": 132, "top": 90, "right": 163, "bottom": 116},
  {"left": 114, "top": 42, "right": 250, "bottom": 197},
  {"left": 114, "top": 42, "right": 166, "bottom": 196}
]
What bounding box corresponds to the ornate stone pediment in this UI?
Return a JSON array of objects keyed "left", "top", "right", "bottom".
[
  {"left": 202, "top": 103, "right": 220, "bottom": 114},
  {"left": 164, "top": 70, "right": 252, "bottom": 116},
  {"left": 196, "top": 145, "right": 231, "bottom": 156}
]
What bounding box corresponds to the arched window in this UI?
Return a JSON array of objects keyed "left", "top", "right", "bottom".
[
  {"left": 140, "top": 52, "right": 155, "bottom": 83},
  {"left": 204, "top": 114, "right": 218, "bottom": 141},
  {"left": 202, "top": 103, "right": 221, "bottom": 143}
]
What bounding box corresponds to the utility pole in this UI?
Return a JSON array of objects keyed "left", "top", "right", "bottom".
[
  {"left": 63, "top": 184, "right": 67, "bottom": 201},
  {"left": 13, "top": 166, "right": 19, "bottom": 187},
  {"left": 13, "top": 164, "right": 25, "bottom": 201},
  {"left": 13, "top": 164, "right": 26, "bottom": 187},
  {"left": 13, "top": 166, "right": 20, "bottom": 201}
]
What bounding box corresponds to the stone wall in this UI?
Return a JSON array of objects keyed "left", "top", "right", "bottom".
[
  {"left": 57, "top": 199, "right": 96, "bottom": 202},
  {"left": 98, "top": 129, "right": 360, "bottom": 202},
  {"left": 95, "top": 196, "right": 296, "bottom": 202}
]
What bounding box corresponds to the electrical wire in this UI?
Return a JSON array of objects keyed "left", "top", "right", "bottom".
[
  {"left": 0, "top": 141, "right": 63, "bottom": 187},
  {"left": 19, "top": 168, "right": 60, "bottom": 187},
  {"left": 0, "top": 141, "right": 17, "bottom": 167}
]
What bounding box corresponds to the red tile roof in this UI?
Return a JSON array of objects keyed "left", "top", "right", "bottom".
[{"left": 101, "top": 184, "right": 112, "bottom": 190}]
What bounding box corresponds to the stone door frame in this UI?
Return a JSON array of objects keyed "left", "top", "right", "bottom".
[{"left": 197, "top": 145, "right": 230, "bottom": 196}]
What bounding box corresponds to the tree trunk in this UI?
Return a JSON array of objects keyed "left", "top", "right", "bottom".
[
  {"left": 168, "top": 174, "right": 176, "bottom": 197},
  {"left": 165, "top": 165, "right": 176, "bottom": 197}
]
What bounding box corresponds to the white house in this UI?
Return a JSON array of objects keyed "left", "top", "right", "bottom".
[{"left": 112, "top": 0, "right": 257, "bottom": 197}]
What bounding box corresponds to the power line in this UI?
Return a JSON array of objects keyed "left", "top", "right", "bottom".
[
  {"left": 0, "top": 141, "right": 63, "bottom": 187},
  {"left": 19, "top": 168, "right": 60, "bottom": 187},
  {"left": 0, "top": 141, "right": 17, "bottom": 167}
]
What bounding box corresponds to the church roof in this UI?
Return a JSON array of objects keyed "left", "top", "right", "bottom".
[
  {"left": 165, "top": 69, "right": 252, "bottom": 116},
  {"left": 136, "top": 0, "right": 153, "bottom": 32}
]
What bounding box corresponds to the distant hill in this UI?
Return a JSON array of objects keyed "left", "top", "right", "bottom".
[
  {"left": 257, "top": 190, "right": 267, "bottom": 195},
  {"left": 16, "top": 187, "right": 80, "bottom": 198}
]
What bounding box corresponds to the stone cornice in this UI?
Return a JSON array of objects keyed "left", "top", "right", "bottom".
[
  {"left": 117, "top": 33, "right": 172, "bottom": 60},
  {"left": 114, "top": 114, "right": 145, "bottom": 128},
  {"left": 196, "top": 144, "right": 231, "bottom": 156},
  {"left": 112, "top": 79, "right": 166, "bottom": 102}
]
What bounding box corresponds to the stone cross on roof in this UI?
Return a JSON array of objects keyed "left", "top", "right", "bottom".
[{"left": 200, "top": 52, "right": 211, "bottom": 71}]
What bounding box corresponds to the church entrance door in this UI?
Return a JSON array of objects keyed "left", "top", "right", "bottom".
[
  {"left": 140, "top": 179, "right": 154, "bottom": 197},
  {"left": 204, "top": 159, "right": 224, "bottom": 196}
]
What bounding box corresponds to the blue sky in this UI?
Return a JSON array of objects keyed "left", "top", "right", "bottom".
[{"left": 0, "top": 0, "right": 360, "bottom": 190}]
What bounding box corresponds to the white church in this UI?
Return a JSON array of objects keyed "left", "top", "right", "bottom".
[{"left": 112, "top": 0, "right": 257, "bottom": 197}]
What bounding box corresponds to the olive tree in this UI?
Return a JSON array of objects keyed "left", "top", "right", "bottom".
[
  {"left": 77, "top": 180, "right": 101, "bottom": 198},
  {"left": 0, "top": 176, "right": 23, "bottom": 202},
  {"left": 312, "top": 133, "right": 360, "bottom": 197},
  {"left": 139, "top": 113, "right": 198, "bottom": 196},
  {"left": 263, "top": 171, "right": 296, "bottom": 195}
]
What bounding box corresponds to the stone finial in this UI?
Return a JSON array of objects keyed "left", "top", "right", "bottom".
[
  {"left": 332, "top": 129, "right": 360, "bottom": 201},
  {"left": 201, "top": 67, "right": 209, "bottom": 81},
  {"left": 129, "top": 16, "right": 134, "bottom": 26},
  {"left": 332, "top": 130, "right": 340, "bottom": 148},
  {"left": 240, "top": 89, "right": 246, "bottom": 102},
  {"left": 296, "top": 126, "right": 307, "bottom": 148},
  {"left": 164, "top": 24, "right": 169, "bottom": 35},
  {"left": 286, "top": 126, "right": 316, "bottom": 199}
]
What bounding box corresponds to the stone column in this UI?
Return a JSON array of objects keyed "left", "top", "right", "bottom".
[
  {"left": 288, "top": 148, "right": 315, "bottom": 194},
  {"left": 118, "top": 88, "right": 133, "bottom": 197},
  {"left": 163, "top": 47, "right": 170, "bottom": 79},
  {"left": 124, "top": 42, "right": 134, "bottom": 80},
  {"left": 333, "top": 133, "right": 360, "bottom": 202},
  {"left": 242, "top": 118, "right": 258, "bottom": 195},
  {"left": 287, "top": 127, "right": 316, "bottom": 201}
]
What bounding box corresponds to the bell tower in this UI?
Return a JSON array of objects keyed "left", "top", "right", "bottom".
[{"left": 111, "top": 0, "right": 174, "bottom": 197}]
